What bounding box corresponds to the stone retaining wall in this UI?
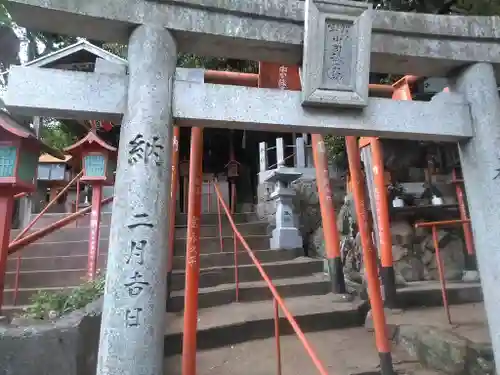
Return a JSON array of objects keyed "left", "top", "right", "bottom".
[{"left": 0, "top": 298, "right": 102, "bottom": 375}]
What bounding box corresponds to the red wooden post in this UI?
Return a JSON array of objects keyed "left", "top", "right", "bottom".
[
  {"left": 167, "top": 127, "right": 180, "bottom": 287},
  {"left": 345, "top": 136, "right": 394, "bottom": 375},
  {"left": 370, "top": 138, "right": 396, "bottom": 307},
  {"left": 182, "top": 127, "right": 204, "bottom": 375},
  {"left": 273, "top": 298, "right": 282, "bottom": 375},
  {"left": 0, "top": 195, "right": 14, "bottom": 313},
  {"left": 87, "top": 184, "right": 103, "bottom": 280},
  {"left": 311, "top": 134, "right": 347, "bottom": 295}
]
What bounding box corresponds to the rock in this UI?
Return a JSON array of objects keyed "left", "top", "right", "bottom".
[
  {"left": 0, "top": 297, "right": 103, "bottom": 375},
  {"left": 394, "top": 255, "right": 425, "bottom": 282},
  {"left": 390, "top": 221, "right": 414, "bottom": 247},
  {"left": 462, "top": 270, "right": 480, "bottom": 283},
  {"left": 364, "top": 309, "right": 398, "bottom": 339},
  {"left": 391, "top": 244, "right": 407, "bottom": 262},
  {"left": 426, "top": 235, "right": 465, "bottom": 281},
  {"left": 396, "top": 324, "right": 495, "bottom": 375},
  {"left": 309, "top": 226, "right": 325, "bottom": 258},
  {"left": 397, "top": 325, "right": 468, "bottom": 374},
  {"left": 291, "top": 178, "right": 322, "bottom": 241},
  {"left": 0, "top": 316, "right": 8, "bottom": 326}
]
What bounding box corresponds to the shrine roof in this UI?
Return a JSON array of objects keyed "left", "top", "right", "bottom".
[
  {"left": 26, "top": 40, "right": 127, "bottom": 70},
  {"left": 64, "top": 131, "right": 117, "bottom": 155},
  {"left": 0, "top": 110, "right": 64, "bottom": 158}
]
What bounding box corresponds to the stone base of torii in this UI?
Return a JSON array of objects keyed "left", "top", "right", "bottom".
[{"left": 4, "top": 0, "right": 500, "bottom": 374}]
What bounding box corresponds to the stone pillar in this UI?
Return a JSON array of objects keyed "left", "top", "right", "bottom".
[
  {"left": 295, "top": 137, "right": 306, "bottom": 168},
  {"left": 259, "top": 142, "right": 268, "bottom": 172},
  {"left": 276, "top": 138, "right": 285, "bottom": 167},
  {"left": 96, "top": 25, "right": 176, "bottom": 375},
  {"left": 452, "top": 62, "right": 500, "bottom": 369}
]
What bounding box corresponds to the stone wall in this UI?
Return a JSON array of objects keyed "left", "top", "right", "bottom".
[
  {"left": 308, "top": 194, "right": 468, "bottom": 291},
  {"left": 0, "top": 298, "right": 102, "bottom": 375}
]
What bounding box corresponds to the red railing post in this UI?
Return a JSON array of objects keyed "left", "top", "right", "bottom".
[
  {"left": 216, "top": 182, "right": 224, "bottom": 253},
  {"left": 345, "top": 136, "right": 394, "bottom": 375},
  {"left": 182, "top": 127, "right": 204, "bottom": 375},
  {"left": 414, "top": 219, "right": 470, "bottom": 324},
  {"left": 311, "top": 133, "right": 347, "bottom": 295},
  {"left": 431, "top": 225, "right": 452, "bottom": 324},
  {"left": 231, "top": 180, "right": 239, "bottom": 301},
  {"left": 0, "top": 194, "right": 14, "bottom": 313},
  {"left": 208, "top": 180, "right": 212, "bottom": 213},
  {"left": 452, "top": 169, "right": 475, "bottom": 257},
  {"left": 167, "top": 127, "right": 180, "bottom": 289},
  {"left": 87, "top": 184, "right": 103, "bottom": 280},
  {"left": 75, "top": 176, "right": 81, "bottom": 224},
  {"left": 274, "top": 298, "right": 282, "bottom": 375}
]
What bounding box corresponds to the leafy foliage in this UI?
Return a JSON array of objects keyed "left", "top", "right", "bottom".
[
  {"left": 324, "top": 135, "right": 349, "bottom": 170},
  {"left": 22, "top": 275, "right": 105, "bottom": 320},
  {"left": 39, "top": 119, "right": 79, "bottom": 150}
]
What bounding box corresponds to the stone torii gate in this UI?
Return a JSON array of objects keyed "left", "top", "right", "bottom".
[{"left": 5, "top": 0, "right": 500, "bottom": 374}]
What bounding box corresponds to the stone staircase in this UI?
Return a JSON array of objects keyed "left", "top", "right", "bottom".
[
  {"left": 3, "top": 212, "right": 276, "bottom": 309},
  {"left": 3, "top": 210, "right": 486, "bottom": 375}
]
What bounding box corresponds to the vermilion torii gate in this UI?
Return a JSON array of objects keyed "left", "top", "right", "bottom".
[{"left": 4, "top": 0, "right": 500, "bottom": 374}]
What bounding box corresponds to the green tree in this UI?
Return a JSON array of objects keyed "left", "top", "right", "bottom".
[{"left": 39, "top": 119, "right": 78, "bottom": 150}]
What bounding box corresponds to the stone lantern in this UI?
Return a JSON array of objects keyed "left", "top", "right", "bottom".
[
  {"left": 65, "top": 131, "right": 117, "bottom": 186},
  {"left": 65, "top": 131, "right": 117, "bottom": 280},
  {"left": 0, "top": 111, "right": 63, "bottom": 313},
  {"left": 0, "top": 119, "right": 61, "bottom": 195}
]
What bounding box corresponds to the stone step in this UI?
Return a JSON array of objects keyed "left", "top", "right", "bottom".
[
  {"left": 168, "top": 273, "right": 331, "bottom": 312},
  {"left": 4, "top": 253, "right": 308, "bottom": 292},
  {"left": 10, "top": 221, "right": 269, "bottom": 243},
  {"left": 172, "top": 249, "right": 297, "bottom": 270},
  {"left": 8, "top": 234, "right": 271, "bottom": 259},
  {"left": 175, "top": 212, "right": 259, "bottom": 226},
  {"left": 6, "top": 248, "right": 293, "bottom": 273},
  {"left": 4, "top": 268, "right": 89, "bottom": 289},
  {"left": 171, "top": 257, "right": 323, "bottom": 291},
  {"left": 6, "top": 253, "right": 108, "bottom": 273},
  {"left": 173, "top": 235, "right": 271, "bottom": 255},
  {"left": 28, "top": 212, "right": 258, "bottom": 229},
  {"left": 163, "top": 294, "right": 367, "bottom": 356},
  {"left": 395, "top": 280, "right": 483, "bottom": 308}
]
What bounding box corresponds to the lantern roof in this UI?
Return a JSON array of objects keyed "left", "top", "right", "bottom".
[
  {"left": 64, "top": 131, "right": 117, "bottom": 157},
  {"left": 39, "top": 153, "right": 73, "bottom": 164},
  {"left": 0, "top": 110, "right": 64, "bottom": 159}
]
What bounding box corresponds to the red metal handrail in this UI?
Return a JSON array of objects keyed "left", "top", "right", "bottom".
[
  {"left": 212, "top": 182, "right": 329, "bottom": 375},
  {"left": 13, "top": 171, "right": 84, "bottom": 242},
  {"left": 11, "top": 170, "right": 84, "bottom": 304},
  {"left": 8, "top": 196, "right": 113, "bottom": 255},
  {"left": 414, "top": 218, "right": 471, "bottom": 325}
]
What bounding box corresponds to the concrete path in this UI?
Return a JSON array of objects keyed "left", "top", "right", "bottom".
[{"left": 164, "top": 326, "right": 442, "bottom": 375}]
